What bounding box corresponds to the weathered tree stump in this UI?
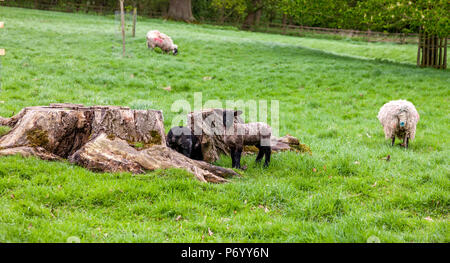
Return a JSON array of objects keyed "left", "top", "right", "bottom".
[
  {"left": 0, "top": 104, "right": 237, "bottom": 183},
  {"left": 187, "top": 109, "right": 244, "bottom": 163}
]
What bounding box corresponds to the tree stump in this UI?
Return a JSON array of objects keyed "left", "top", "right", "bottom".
[
  {"left": 187, "top": 109, "right": 244, "bottom": 163},
  {"left": 0, "top": 104, "right": 237, "bottom": 183}
]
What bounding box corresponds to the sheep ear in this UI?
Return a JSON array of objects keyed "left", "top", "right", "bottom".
[{"left": 234, "top": 110, "right": 243, "bottom": 116}]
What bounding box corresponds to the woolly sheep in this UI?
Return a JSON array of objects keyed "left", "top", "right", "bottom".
[
  {"left": 377, "top": 100, "right": 419, "bottom": 148},
  {"left": 222, "top": 110, "right": 272, "bottom": 169},
  {"left": 146, "top": 30, "right": 178, "bottom": 55}
]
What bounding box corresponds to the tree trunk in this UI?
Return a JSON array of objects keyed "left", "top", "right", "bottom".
[
  {"left": 218, "top": 6, "right": 225, "bottom": 24},
  {"left": 241, "top": 12, "right": 256, "bottom": 30},
  {"left": 254, "top": 9, "right": 262, "bottom": 27},
  {"left": 240, "top": 0, "right": 263, "bottom": 30},
  {"left": 0, "top": 104, "right": 237, "bottom": 183},
  {"left": 167, "top": 0, "right": 195, "bottom": 22},
  {"left": 282, "top": 13, "right": 287, "bottom": 34}
]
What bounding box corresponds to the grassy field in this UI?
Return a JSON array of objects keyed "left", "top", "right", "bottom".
[{"left": 0, "top": 7, "right": 449, "bottom": 243}]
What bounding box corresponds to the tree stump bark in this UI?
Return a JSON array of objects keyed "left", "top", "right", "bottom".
[
  {"left": 0, "top": 104, "right": 237, "bottom": 183},
  {"left": 187, "top": 109, "right": 244, "bottom": 163}
]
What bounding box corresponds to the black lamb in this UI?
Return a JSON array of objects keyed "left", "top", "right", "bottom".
[{"left": 166, "top": 126, "right": 202, "bottom": 160}]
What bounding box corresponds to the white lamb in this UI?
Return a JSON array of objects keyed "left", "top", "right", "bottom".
[
  {"left": 146, "top": 30, "right": 178, "bottom": 55},
  {"left": 377, "top": 100, "right": 420, "bottom": 148}
]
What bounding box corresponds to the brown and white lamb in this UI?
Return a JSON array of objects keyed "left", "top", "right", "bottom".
[{"left": 222, "top": 110, "right": 272, "bottom": 169}]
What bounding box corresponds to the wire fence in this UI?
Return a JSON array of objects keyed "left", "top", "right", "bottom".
[
  {"left": 0, "top": 1, "right": 428, "bottom": 45},
  {"left": 258, "top": 23, "right": 420, "bottom": 44}
]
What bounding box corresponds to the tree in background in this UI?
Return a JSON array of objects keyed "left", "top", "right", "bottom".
[
  {"left": 167, "top": 0, "right": 195, "bottom": 22},
  {"left": 4, "top": 0, "right": 449, "bottom": 36},
  {"left": 354, "top": 0, "right": 448, "bottom": 68}
]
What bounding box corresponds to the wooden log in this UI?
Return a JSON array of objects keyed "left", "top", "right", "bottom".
[{"left": 0, "top": 104, "right": 237, "bottom": 183}]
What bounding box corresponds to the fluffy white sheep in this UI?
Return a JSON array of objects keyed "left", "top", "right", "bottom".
[
  {"left": 146, "top": 30, "right": 178, "bottom": 55},
  {"left": 377, "top": 100, "right": 419, "bottom": 148}
]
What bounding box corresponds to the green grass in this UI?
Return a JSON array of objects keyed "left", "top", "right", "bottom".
[{"left": 0, "top": 7, "right": 449, "bottom": 243}]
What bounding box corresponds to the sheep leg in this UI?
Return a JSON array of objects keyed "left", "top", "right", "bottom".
[
  {"left": 230, "top": 147, "right": 236, "bottom": 168},
  {"left": 255, "top": 145, "right": 264, "bottom": 163},
  {"left": 400, "top": 135, "right": 408, "bottom": 148},
  {"left": 391, "top": 136, "right": 395, "bottom": 146},
  {"left": 262, "top": 146, "right": 271, "bottom": 168},
  {"left": 235, "top": 148, "right": 243, "bottom": 169},
  {"left": 405, "top": 136, "right": 409, "bottom": 149}
]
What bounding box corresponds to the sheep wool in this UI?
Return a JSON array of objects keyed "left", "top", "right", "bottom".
[
  {"left": 222, "top": 110, "right": 272, "bottom": 168},
  {"left": 146, "top": 30, "right": 178, "bottom": 55},
  {"left": 224, "top": 122, "right": 272, "bottom": 148},
  {"left": 377, "top": 100, "right": 419, "bottom": 146}
]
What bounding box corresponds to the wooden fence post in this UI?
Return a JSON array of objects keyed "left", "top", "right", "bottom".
[
  {"left": 0, "top": 21, "right": 4, "bottom": 57},
  {"left": 417, "top": 30, "right": 422, "bottom": 66},
  {"left": 443, "top": 37, "right": 447, "bottom": 69},
  {"left": 417, "top": 29, "right": 447, "bottom": 69},
  {"left": 119, "top": 0, "right": 125, "bottom": 57},
  {"left": 132, "top": 7, "right": 137, "bottom": 38}
]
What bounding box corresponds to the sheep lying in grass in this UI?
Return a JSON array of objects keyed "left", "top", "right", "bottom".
[
  {"left": 222, "top": 111, "right": 272, "bottom": 169},
  {"left": 146, "top": 30, "right": 178, "bottom": 55},
  {"left": 167, "top": 126, "right": 202, "bottom": 160},
  {"left": 377, "top": 100, "right": 419, "bottom": 148}
]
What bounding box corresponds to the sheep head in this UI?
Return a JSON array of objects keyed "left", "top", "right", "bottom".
[
  {"left": 222, "top": 110, "right": 243, "bottom": 129},
  {"left": 398, "top": 110, "right": 407, "bottom": 128}
]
